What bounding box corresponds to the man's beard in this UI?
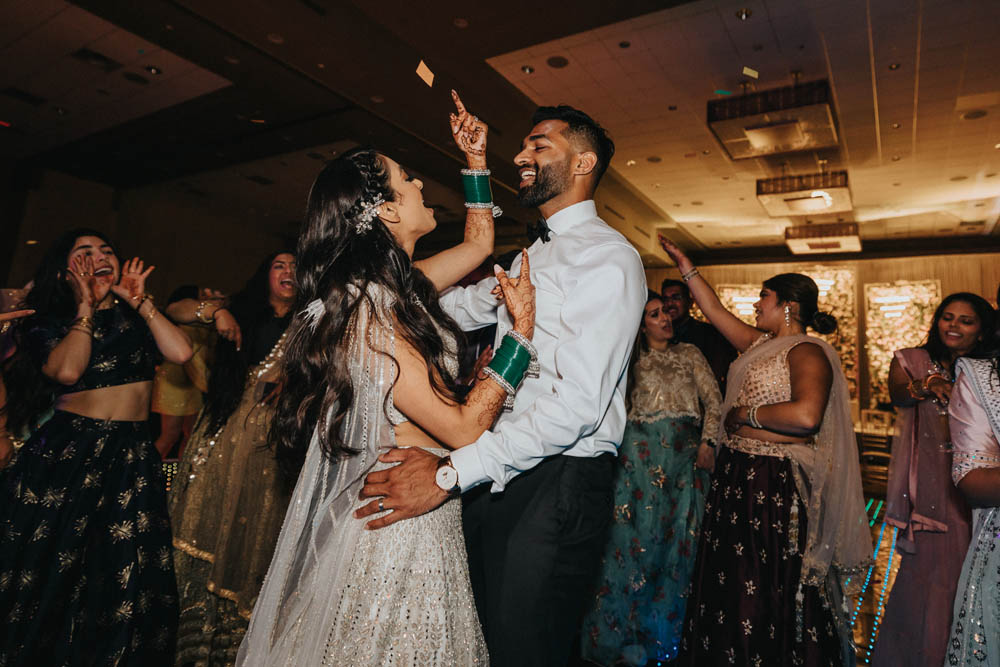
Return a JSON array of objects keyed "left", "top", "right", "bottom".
[{"left": 517, "top": 157, "right": 572, "bottom": 208}]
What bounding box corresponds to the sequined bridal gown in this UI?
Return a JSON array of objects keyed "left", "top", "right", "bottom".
[{"left": 236, "top": 285, "right": 488, "bottom": 666}]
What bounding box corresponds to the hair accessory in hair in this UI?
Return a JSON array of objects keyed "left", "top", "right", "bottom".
[
  {"left": 301, "top": 298, "right": 325, "bottom": 331},
  {"left": 355, "top": 194, "right": 385, "bottom": 233}
]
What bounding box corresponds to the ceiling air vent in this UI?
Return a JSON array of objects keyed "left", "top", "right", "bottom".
[
  {"left": 757, "top": 170, "right": 851, "bottom": 217},
  {"left": 71, "top": 48, "right": 123, "bottom": 73},
  {"left": 708, "top": 80, "right": 838, "bottom": 160},
  {"left": 785, "top": 222, "right": 860, "bottom": 254},
  {"left": 1, "top": 87, "right": 47, "bottom": 107}
]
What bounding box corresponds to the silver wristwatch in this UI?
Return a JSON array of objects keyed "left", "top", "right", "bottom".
[{"left": 435, "top": 456, "right": 460, "bottom": 495}]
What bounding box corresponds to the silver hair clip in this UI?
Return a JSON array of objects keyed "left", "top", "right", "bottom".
[
  {"left": 355, "top": 194, "right": 385, "bottom": 233},
  {"left": 301, "top": 298, "right": 325, "bottom": 331}
]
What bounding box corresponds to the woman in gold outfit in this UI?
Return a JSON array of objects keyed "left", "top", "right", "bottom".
[{"left": 168, "top": 251, "right": 297, "bottom": 665}]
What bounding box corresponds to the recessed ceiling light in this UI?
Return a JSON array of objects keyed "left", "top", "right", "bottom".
[
  {"left": 54, "top": 106, "right": 67, "bottom": 116},
  {"left": 893, "top": 182, "right": 901, "bottom": 187},
  {"left": 224, "top": 55, "right": 240, "bottom": 65},
  {"left": 25, "top": 239, "right": 37, "bottom": 245},
  {"left": 987, "top": 172, "right": 998, "bottom": 178},
  {"left": 668, "top": 105, "right": 677, "bottom": 111},
  {"left": 891, "top": 155, "right": 901, "bottom": 161},
  {"left": 453, "top": 18, "right": 469, "bottom": 28},
  {"left": 962, "top": 109, "right": 988, "bottom": 120},
  {"left": 653, "top": 183, "right": 662, "bottom": 188},
  {"left": 647, "top": 156, "right": 662, "bottom": 163},
  {"left": 546, "top": 56, "right": 569, "bottom": 69},
  {"left": 674, "top": 203, "right": 681, "bottom": 207},
  {"left": 950, "top": 175, "right": 968, "bottom": 181},
  {"left": 692, "top": 201, "right": 704, "bottom": 205},
  {"left": 735, "top": 8, "right": 752, "bottom": 20},
  {"left": 370, "top": 95, "right": 385, "bottom": 103},
  {"left": 702, "top": 149, "right": 711, "bottom": 155},
  {"left": 267, "top": 33, "right": 285, "bottom": 45},
  {"left": 752, "top": 43, "right": 764, "bottom": 52},
  {"left": 144, "top": 65, "right": 162, "bottom": 75},
  {"left": 995, "top": 143, "right": 1000, "bottom": 149},
  {"left": 975, "top": 202, "right": 986, "bottom": 207},
  {"left": 521, "top": 65, "right": 535, "bottom": 74},
  {"left": 618, "top": 41, "right": 631, "bottom": 49},
  {"left": 722, "top": 176, "right": 730, "bottom": 180},
  {"left": 625, "top": 159, "right": 636, "bottom": 166},
  {"left": 889, "top": 122, "right": 900, "bottom": 129},
  {"left": 165, "top": 24, "right": 174, "bottom": 31},
  {"left": 888, "top": 63, "right": 900, "bottom": 71},
  {"left": 122, "top": 72, "right": 149, "bottom": 85},
  {"left": 317, "top": 63, "right": 325, "bottom": 69}
]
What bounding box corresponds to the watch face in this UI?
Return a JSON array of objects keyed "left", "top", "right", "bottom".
[{"left": 435, "top": 465, "right": 458, "bottom": 491}]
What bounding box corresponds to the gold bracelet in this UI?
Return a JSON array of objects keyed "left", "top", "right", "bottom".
[
  {"left": 72, "top": 315, "right": 93, "bottom": 329},
  {"left": 69, "top": 325, "right": 93, "bottom": 336},
  {"left": 194, "top": 300, "right": 215, "bottom": 324},
  {"left": 907, "top": 378, "right": 926, "bottom": 400},
  {"left": 143, "top": 306, "right": 157, "bottom": 322}
]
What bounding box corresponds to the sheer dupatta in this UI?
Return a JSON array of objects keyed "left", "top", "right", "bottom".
[
  {"left": 719, "top": 334, "right": 871, "bottom": 597},
  {"left": 237, "top": 284, "right": 397, "bottom": 666}
]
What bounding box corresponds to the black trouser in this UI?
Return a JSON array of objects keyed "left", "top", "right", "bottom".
[{"left": 463, "top": 452, "right": 616, "bottom": 667}]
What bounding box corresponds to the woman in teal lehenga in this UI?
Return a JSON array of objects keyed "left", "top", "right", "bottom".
[{"left": 581, "top": 295, "right": 721, "bottom": 666}]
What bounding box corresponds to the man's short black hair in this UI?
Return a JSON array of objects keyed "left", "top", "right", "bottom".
[
  {"left": 531, "top": 105, "right": 615, "bottom": 184},
  {"left": 660, "top": 278, "right": 691, "bottom": 300}
]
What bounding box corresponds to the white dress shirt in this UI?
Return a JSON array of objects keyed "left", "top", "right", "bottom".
[{"left": 439, "top": 200, "right": 647, "bottom": 492}]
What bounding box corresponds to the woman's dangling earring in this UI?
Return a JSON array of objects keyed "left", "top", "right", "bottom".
[{"left": 784, "top": 305, "right": 791, "bottom": 327}]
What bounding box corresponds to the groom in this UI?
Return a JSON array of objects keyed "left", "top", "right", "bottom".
[{"left": 358, "top": 105, "right": 646, "bottom": 666}]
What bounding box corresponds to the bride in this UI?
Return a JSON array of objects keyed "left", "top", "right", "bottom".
[{"left": 236, "top": 92, "right": 535, "bottom": 665}]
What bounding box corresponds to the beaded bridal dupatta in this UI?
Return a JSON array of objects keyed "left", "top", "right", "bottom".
[{"left": 237, "top": 285, "right": 398, "bottom": 665}]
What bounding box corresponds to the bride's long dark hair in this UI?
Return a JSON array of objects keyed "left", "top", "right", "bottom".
[{"left": 271, "top": 147, "right": 464, "bottom": 479}]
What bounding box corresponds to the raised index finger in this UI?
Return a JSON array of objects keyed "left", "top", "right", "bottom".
[
  {"left": 518, "top": 249, "right": 531, "bottom": 283},
  {"left": 451, "top": 89, "right": 467, "bottom": 117}
]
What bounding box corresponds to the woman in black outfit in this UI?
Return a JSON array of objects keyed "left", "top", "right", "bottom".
[{"left": 0, "top": 228, "right": 192, "bottom": 665}]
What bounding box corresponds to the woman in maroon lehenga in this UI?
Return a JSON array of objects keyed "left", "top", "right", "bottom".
[{"left": 659, "top": 236, "right": 871, "bottom": 666}]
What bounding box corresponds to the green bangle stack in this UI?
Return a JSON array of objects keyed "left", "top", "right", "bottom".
[
  {"left": 461, "top": 168, "right": 493, "bottom": 209},
  {"left": 482, "top": 332, "right": 538, "bottom": 410}
]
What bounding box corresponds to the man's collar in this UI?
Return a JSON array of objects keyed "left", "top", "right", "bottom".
[{"left": 543, "top": 200, "right": 597, "bottom": 237}]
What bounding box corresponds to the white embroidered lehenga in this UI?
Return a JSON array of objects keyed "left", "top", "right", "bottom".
[{"left": 236, "top": 286, "right": 488, "bottom": 666}]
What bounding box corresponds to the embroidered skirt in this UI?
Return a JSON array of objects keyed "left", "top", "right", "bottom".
[
  {"left": 0, "top": 411, "right": 178, "bottom": 665},
  {"left": 581, "top": 415, "right": 709, "bottom": 665},
  {"left": 676, "top": 444, "right": 842, "bottom": 666}
]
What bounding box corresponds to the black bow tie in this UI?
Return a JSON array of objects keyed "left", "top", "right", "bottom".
[{"left": 527, "top": 218, "right": 551, "bottom": 244}]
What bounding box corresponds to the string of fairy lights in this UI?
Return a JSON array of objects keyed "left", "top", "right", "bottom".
[{"left": 847, "top": 497, "right": 900, "bottom": 664}]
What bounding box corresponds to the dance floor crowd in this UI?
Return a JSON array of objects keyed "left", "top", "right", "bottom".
[{"left": 1, "top": 93, "right": 998, "bottom": 667}]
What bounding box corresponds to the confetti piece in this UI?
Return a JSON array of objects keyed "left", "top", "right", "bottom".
[{"left": 416, "top": 60, "right": 434, "bottom": 87}]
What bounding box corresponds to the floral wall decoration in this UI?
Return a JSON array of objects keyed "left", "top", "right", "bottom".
[
  {"left": 700, "top": 267, "right": 860, "bottom": 398},
  {"left": 864, "top": 280, "right": 941, "bottom": 407}
]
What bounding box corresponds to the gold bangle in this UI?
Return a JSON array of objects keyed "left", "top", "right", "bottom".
[
  {"left": 69, "top": 325, "right": 93, "bottom": 336},
  {"left": 143, "top": 306, "right": 157, "bottom": 322},
  {"left": 194, "top": 301, "right": 215, "bottom": 324},
  {"left": 72, "top": 315, "right": 93, "bottom": 329}
]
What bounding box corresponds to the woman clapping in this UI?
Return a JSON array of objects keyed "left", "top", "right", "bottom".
[{"left": 0, "top": 228, "right": 192, "bottom": 665}]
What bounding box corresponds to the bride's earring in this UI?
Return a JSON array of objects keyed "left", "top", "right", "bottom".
[{"left": 784, "top": 305, "right": 791, "bottom": 327}]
